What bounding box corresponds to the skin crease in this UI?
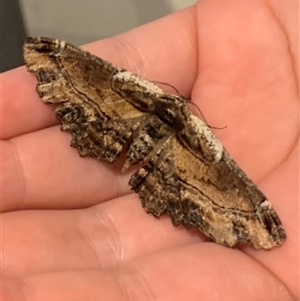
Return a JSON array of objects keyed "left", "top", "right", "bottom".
[{"left": 1, "top": 0, "right": 299, "bottom": 300}]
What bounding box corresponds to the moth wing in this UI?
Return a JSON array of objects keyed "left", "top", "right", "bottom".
[
  {"left": 24, "top": 37, "right": 286, "bottom": 249},
  {"left": 130, "top": 116, "right": 286, "bottom": 249},
  {"left": 23, "top": 37, "right": 156, "bottom": 162}
]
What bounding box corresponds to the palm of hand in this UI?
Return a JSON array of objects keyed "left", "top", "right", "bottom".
[{"left": 2, "top": 1, "right": 298, "bottom": 300}]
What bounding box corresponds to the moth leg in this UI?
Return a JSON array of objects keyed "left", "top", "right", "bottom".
[
  {"left": 122, "top": 114, "right": 174, "bottom": 171},
  {"left": 99, "top": 119, "right": 140, "bottom": 163}
]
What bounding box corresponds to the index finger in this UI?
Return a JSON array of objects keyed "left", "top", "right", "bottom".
[{"left": 1, "top": 6, "right": 197, "bottom": 140}]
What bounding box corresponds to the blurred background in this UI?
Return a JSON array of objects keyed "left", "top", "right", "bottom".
[{"left": 1, "top": 0, "right": 196, "bottom": 72}]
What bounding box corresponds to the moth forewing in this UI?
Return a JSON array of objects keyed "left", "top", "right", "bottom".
[{"left": 23, "top": 37, "right": 286, "bottom": 250}]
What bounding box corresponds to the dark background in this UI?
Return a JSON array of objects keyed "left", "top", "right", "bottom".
[
  {"left": 1, "top": 0, "right": 27, "bottom": 72},
  {"left": 0, "top": 0, "right": 194, "bottom": 73}
]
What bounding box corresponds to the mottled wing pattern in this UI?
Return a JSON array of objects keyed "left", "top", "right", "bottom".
[
  {"left": 24, "top": 37, "right": 157, "bottom": 163},
  {"left": 24, "top": 37, "right": 286, "bottom": 249},
  {"left": 130, "top": 116, "right": 286, "bottom": 249}
]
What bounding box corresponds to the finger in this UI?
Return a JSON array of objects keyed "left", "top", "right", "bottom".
[
  {"left": 2, "top": 193, "right": 201, "bottom": 279},
  {"left": 3, "top": 152, "right": 296, "bottom": 295},
  {"left": 192, "top": 0, "right": 299, "bottom": 181},
  {"left": 9, "top": 244, "right": 293, "bottom": 301},
  {"left": 2, "top": 126, "right": 131, "bottom": 212},
  {"left": 248, "top": 142, "right": 299, "bottom": 295},
  {"left": 3, "top": 149, "right": 296, "bottom": 287},
  {"left": 1, "top": 67, "right": 59, "bottom": 140},
  {"left": 193, "top": 0, "right": 298, "bottom": 119},
  {"left": 2, "top": 6, "right": 197, "bottom": 140}
]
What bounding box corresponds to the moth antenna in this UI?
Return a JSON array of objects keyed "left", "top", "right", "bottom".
[
  {"left": 151, "top": 80, "right": 225, "bottom": 129},
  {"left": 23, "top": 37, "right": 286, "bottom": 250},
  {"left": 187, "top": 100, "right": 227, "bottom": 130},
  {"left": 151, "top": 81, "right": 226, "bottom": 129}
]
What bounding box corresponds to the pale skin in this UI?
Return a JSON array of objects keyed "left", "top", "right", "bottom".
[{"left": 1, "top": 0, "right": 299, "bottom": 300}]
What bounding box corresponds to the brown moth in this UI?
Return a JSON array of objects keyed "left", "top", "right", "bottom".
[{"left": 23, "top": 37, "right": 286, "bottom": 250}]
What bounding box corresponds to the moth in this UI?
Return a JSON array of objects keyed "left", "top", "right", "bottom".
[{"left": 23, "top": 37, "right": 286, "bottom": 250}]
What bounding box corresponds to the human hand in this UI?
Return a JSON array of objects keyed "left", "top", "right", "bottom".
[{"left": 2, "top": 0, "right": 298, "bottom": 300}]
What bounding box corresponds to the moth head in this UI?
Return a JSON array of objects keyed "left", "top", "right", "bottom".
[{"left": 154, "top": 95, "right": 189, "bottom": 131}]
